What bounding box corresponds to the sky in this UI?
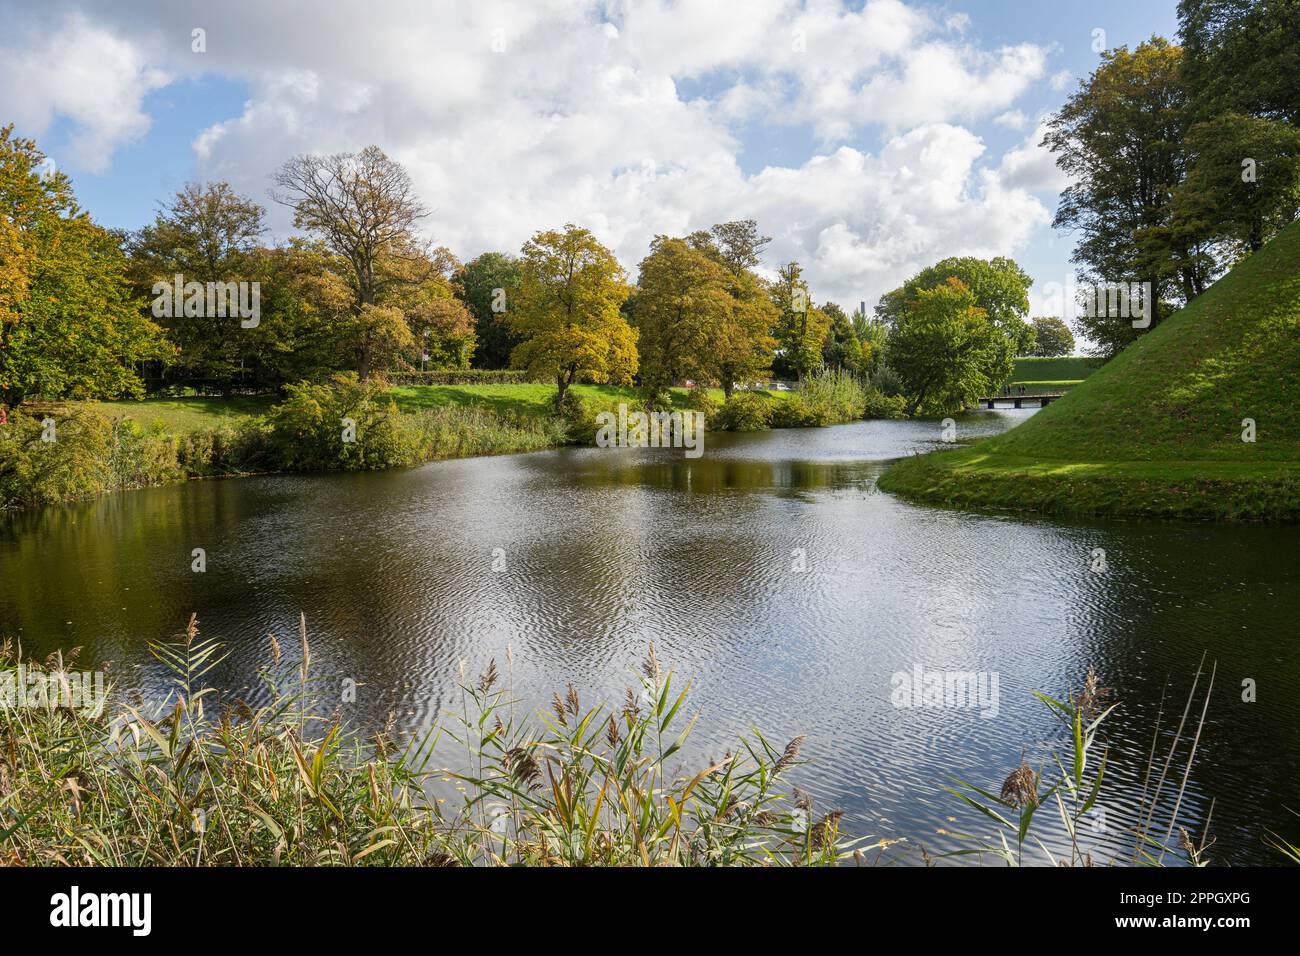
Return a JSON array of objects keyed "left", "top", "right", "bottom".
[{"left": 0, "top": 0, "right": 1179, "bottom": 329}]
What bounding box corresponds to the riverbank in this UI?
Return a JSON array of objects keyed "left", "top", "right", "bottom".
[
  {"left": 880, "top": 220, "right": 1300, "bottom": 522},
  {"left": 3, "top": 377, "right": 862, "bottom": 511},
  {"left": 878, "top": 449, "right": 1300, "bottom": 520}
]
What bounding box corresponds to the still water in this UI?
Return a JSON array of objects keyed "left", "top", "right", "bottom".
[{"left": 3, "top": 410, "right": 1298, "bottom": 865}]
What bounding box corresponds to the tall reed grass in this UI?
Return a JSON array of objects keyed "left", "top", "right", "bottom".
[{"left": 0, "top": 617, "right": 873, "bottom": 866}]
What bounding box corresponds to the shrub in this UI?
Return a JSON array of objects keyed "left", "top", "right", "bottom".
[
  {"left": 863, "top": 389, "right": 909, "bottom": 420},
  {"left": 797, "top": 369, "right": 867, "bottom": 423},
  {"left": 770, "top": 394, "right": 834, "bottom": 428},
  {"left": 555, "top": 389, "right": 602, "bottom": 444},
  {"left": 712, "top": 392, "right": 773, "bottom": 431},
  {"left": 682, "top": 387, "right": 719, "bottom": 422},
  {"left": 264, "top": 374, "right": 417, "bottom": 471}
]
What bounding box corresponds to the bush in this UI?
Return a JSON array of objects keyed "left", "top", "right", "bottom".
[
  {"left": 264, "top": 374, "right": 417, "bottom": 472},
  {"left": 770, "top": 394, "right": 834, "bottom": 428},
  {"left": 712, "top": 392, "right": 773, "bottom": 431},
  {"left": 797, "top": 369, "right": 867, "bottom": 423},
  {"left": 555, "top": 389, "right": 602, "bottom": 444},
  {"left": 863, "top": 389, "right": 909, "bottom": 420}
]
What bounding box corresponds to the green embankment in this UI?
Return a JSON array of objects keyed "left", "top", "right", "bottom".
[
  {"left": 880, "top": 220, "right": 1300, "bottom": 520},
  {"left": 1008, "top": 356, "right": 1096, "bottom": 387}
]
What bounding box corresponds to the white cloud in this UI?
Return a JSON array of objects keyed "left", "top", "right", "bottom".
[
  {"left": 0, "top": 12, "right": 168, "bottom": 171},
  {"left": 996, "top": 120, "right": 1071, "bottom": 195},
  {"left": 2, "top": 0, "right": 1066, "bottom": 307}
]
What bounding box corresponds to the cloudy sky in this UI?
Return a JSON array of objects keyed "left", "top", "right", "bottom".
[{"left": 0, "top": 0, "right": 1177, "bottom": 321}]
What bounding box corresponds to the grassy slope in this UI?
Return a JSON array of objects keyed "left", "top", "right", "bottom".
[{"left": 880, "top": 220, "right": 1300, "bottom": 520}]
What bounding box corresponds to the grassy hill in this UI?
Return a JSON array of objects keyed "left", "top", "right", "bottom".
[{"left": 879, "top": 219, "right": 1300, "bottom": 520}]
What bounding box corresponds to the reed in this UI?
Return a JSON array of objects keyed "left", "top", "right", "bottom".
[{"left": 0, "top": 619, "right": 873, "bottom": 866}]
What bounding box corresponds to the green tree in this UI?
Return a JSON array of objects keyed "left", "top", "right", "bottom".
[
  {"left": 458, "top": 252, "right": 521, "bottom": 369},
  {"left": 885, "top": 278, "right": 1000, "bottom": 416},
  {"left": 1029, "top": 317, "right": 1076, "bottom": 357},
  {"left": 771, "top": 262, "right": 830, "bottom": 381},
  {"left": 875, "top": 256, "right": 1031, "bottom": 388},
  {"left": 127, "top": 181, "right": 267, "bottom": 392},
  {"left": 0, "top": 126, "right": 168, "bottom": 408},
  {"left": 509, "top": 224, "right": 637, "bottom": 409},
  {"left": 1044, "top": 39, "right": 1204, "bottom": 356},
  {"left": 821, "top": 302, "right": 865, "bottom": 374},
  {"left": 1171, "top": 113, "right": 1300, "bottom": 260},
  {"left": 1178, "top": 0, "right": 1300, "bottom": 125}
]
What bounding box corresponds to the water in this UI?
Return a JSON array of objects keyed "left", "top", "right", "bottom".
[{"left": 3, "top": 409, "right": 1298, "bottom": 865}]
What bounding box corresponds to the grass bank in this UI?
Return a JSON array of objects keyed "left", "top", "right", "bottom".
[{"left": 880, "top": 220, "right": 1300, "bottom": 521}]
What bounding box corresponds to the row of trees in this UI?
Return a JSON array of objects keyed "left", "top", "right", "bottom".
[
  {"left": 1048, "top": 0, "right": 1300, "bottom": 355},
  {"left": 4, "top": 120, "right": 1063, "bottom": 417}
]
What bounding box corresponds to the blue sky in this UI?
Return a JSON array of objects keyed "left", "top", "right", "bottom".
[{"left": 1, "top": 0, "right": 1181, "bottom": 331}]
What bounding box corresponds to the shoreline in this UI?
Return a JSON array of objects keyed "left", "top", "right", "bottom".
[{"left": 877, "top": 445, "right": 1300, "bottom": 522}]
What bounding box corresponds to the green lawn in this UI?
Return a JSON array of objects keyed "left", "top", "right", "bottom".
[
  {"left": 389, "top": 382, "right": 738, "bottom": 417},
  {"left": 84, "top": 395, "right": 275, "bottom": 433},
  {"left": 881, "top": 219, "right": 1300, "bottom": 520},
  {"left": 85, "top": 383, "right": 771, "bottom": 435}
]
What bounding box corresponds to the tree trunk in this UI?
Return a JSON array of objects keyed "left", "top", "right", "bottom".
[{"left": 555, "top": 372, "right": 570, "bottom": 411}]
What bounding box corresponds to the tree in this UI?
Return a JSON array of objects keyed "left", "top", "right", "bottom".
[
  {"left": 821, "top": 302, "right": 865, "bottom": 374},
  {"left": 704, "top": 219, "right": 771, "bottom": 273},
  {"left": 686, "top": 222, "right": 778, "bottom": 397},
  {"left": 1030, "top": 317, "right": 1076, "bottom": 357},
  {"left": 127, "top": 181, "right": 266, "bottom": 392},
  {"left": 771, "top": 262, "right": 830, "bottom": 381},
  {"left": 876, "top": 256, "right": 1031, "bottom": 388},
  {"left": 886, "top": 279, "right": 1002, "bottom": 416},
  {"left": 459, "top": 252, "right": 521, "bottom": 369},
  {"left": 380, "top": 244, "right": 476, "bottom": 369},
  {"left": 0, "top": 126, "right": 168, "bottom": 408},
  {"left": 1044, "top": 40, "right": 1204, "bottom": 356},
  {"left": 509, "top": 224, "right": 637, "bottom": 409},
  {"left": 634, "top": 236, "right": 734, "bottom": 389},
  {"left": 1178, "top": 0, "right": 1300, "bottom": 125},
  {"left": 273, "top": 146, "right": 429, "bottom": 378},
  {"left": 1172, "top": 113, "right": 1300, "bottom": 260}
]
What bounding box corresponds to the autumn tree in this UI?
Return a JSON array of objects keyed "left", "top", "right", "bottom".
[
  {"left": 634, "top": 236, "right": 734, "bottom": 389},
  {"left": 273, "top": 146, "right": 430, "bottom": 378},
  {"left": 509, "top": 225, "right": 636, "bottom": 409},
  {"left": 686, "top": 221, "right": 778, "bottom": 397},
  {"left": 0, "top": 125, "right": 168, "bottom": 408}
]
